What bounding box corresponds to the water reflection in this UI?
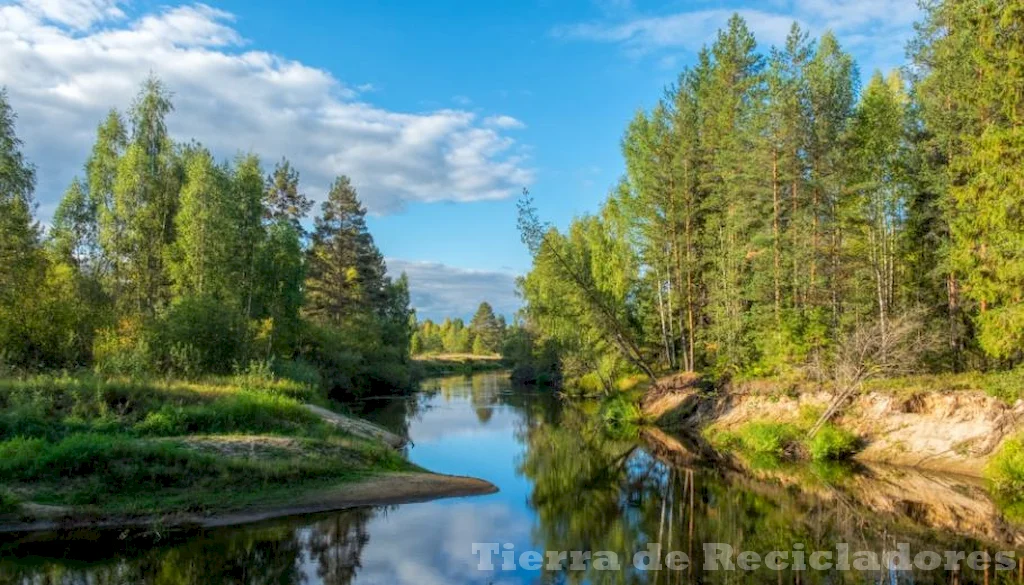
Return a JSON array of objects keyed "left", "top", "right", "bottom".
[{"left": 1, "top": 373, "right": 1021, "bottom": 585}]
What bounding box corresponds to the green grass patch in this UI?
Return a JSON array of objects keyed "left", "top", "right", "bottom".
[
  {"left": 986, "top": 433, "right": 1024, "bottom": 523},
  {"left": 0, "top": 433, "right": 412, "bottom": 512},
  {"left": 987, "top": 434, "right": 1024, "bottom": 497},
  {"left": 0, "top": 373, "right": 414, "bottom": 517},
  {"left": 706, "top": 419, "right": 861, "bottom": 462},
  {"left": 599, "top": 393, "right": 649, "bottom": 437},
  {"left": 980, "top": 367, "right": 1024, "bottom": 404},
  {"left": 806, "top": 424, "right": 859, "bottom": 461}
]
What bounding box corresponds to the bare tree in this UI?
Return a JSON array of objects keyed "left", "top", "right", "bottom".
[{"left": 807, "top": 310, "right": 937, "bottom": 437}]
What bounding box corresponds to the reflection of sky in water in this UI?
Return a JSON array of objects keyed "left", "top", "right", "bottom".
[
  {"left": 4, "top": 372, "right": 1018, "bottom": 585},
  {"left": 349, "top": 376, "right": 541, "bottom": 584}
]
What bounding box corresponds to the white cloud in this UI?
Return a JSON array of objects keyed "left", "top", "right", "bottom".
[
  {"left": 483, "top": 115, "right": 525, "bottom": 130},
  {"left": 554, "top": 9, "right": 801, "bottom": 55},
  {"left": 553, "top": 0, "right": 921, "bottom": 72},
  {"left": 387, "top": 259, "right": 519, "bottom": 321},
  {"left": 19, "top": 0, "right": 122, "bottom": 29},
  {"left": 0, "top": 0, "right": 533, "bottom": 215}
]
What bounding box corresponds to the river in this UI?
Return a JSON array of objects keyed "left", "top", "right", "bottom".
[{"left": 1, "top": 372, "right": 1021, "bottom": 584}]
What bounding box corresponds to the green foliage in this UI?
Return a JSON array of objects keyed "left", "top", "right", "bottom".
[
  {"left": 708, "top": 417, "right": 861, "bottom": 462},
  {"left": 92, "top": 317, "right": 154, "bottom": 377},
  {"left": 271, "top": 358, "right": 323, "bottom": 390},
  {"left": 981, "top": 366, "right": 1024, "bottom": 403},
  {"left": 154, "top": 295, "right": 248, "bottom": 375},
  {"left": 732, "top": 422, "right": 801, "bottom": 457},
  {"left": 0, "top": 488, "right": 18, "bottom": 514},
  {"left": 0, "top": 78, "right": 413, "bottom": 398},
  {"left": 806, "top": 424, "right": 859, "bottom": 461},
  {"left": 599, "top": 394, "right": 647, "bottom": 436},
  {"left": 986, "top": 434, "right": 1024, "bottom": 499},
  {"left": 0, "top": 372, "right": 410, "bottom": 513},
  {"left": 468, "top": 302, "right": 503, "bottom": 355}
]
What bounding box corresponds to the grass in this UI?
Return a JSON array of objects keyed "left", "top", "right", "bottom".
[
  {"left": 599, "top": 393, "right": 649, "bottom": 437},
  {"left": 0, "top": 372, "right": 413, "bottom": 518},
  {"left": 986, "top": 433, "right": 1024, "bottom": 522},
  {"left": 861, "top": 368, "right": 1024, "bottom": 404},
  {"left": 706, "top": 417, "right": 860, "bottom": 462}
]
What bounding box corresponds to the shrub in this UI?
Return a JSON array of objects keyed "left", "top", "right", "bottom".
[
  {"left": 982, "top": 366, "right": 1024, "bottom": 403},
  {"left": 93, "top": 317, "right": 154, "bottom": 377},
  {"left": 272, "top": 358, "right": 322, "bottom": 389},
  {"left": 734, "top": 421, "right": 800, "bottom": 457},
  {"left": 154, "top": 295, "right": 248, "bottom": 375},
  {"left": 987, "top": 434, "right": 1024, "bottom": 496},
  {"left": 806, "top": 424, "right": 859, "bottom": 461},
  {"left": 600, "top": 394, "right": 647, "bottom": 436},
  {"left": 0, "top": 488, "right": 19, "bottom": 514}
]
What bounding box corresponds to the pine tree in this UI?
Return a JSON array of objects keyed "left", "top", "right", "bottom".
[
  {"left": 305, "top": 176, "right": 387, "bottom": 324},
  {"left": 265, "top": 158, "right": 312, "bottom": 231},
  {"left": 469, "top": 301, "right": 502, "bottom": 354},
  {"left": 0, "top": 88, "right": 41, "bottom": 299},
  {"left": 845, "top": 72, "right": 910, "bottom": 340}
]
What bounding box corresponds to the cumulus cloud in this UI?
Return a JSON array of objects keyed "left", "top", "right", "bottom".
[
  {"left": 387, "top": 259, "right": 519, "bottom": 321},
  {"left": 0, "top": 0, "right": 533, "bottom": 215},
  {"left": 483, "top": 115, "right": 525, "bottom": 130},
  {"left": 553, "top": 0, "right": 921, "bottom": 71}
]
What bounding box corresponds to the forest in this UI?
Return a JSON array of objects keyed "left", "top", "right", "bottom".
[
  {"left": 512, "top": 2, "right": 1024, "bottom": 395},
  {"left": 0, "top": 79, "right": 413, "bottom": 398}
]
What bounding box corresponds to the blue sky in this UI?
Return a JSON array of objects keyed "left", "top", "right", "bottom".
[{"left": 0, "top": 0, "right": 922, "bottom": 320}]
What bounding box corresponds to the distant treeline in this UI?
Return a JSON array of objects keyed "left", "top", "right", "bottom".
[
  {"left": 0, "top": 78, "right": 413, "bottom": 398},
  {"left": 411, "top": 302, "right": 506, "bottom": 356},
  {"left": 513, "top": 3, "right": 1024, "bottom": 390}
]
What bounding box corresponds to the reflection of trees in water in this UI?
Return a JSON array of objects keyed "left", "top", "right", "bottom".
[
  {"left": 519, "top": 408, "right": 1024, "bottom": 585},
  {"left": 0, "top": 508, "right": 376, "bottom": 585},
  {"left": 306, "top": 508, "right": 372, "bottom": 585}
]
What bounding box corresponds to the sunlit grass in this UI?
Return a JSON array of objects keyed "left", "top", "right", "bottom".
[{"left": 0, "top": 372, "right": 411, "bottom": 517}]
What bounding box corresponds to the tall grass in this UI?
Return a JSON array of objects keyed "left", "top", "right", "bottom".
[
  {"left": 706, "top": 419, "right": 860, "bottom": 462},
  {"left": 0, "top": 372, "right": 409, "bottom": 514},
  {"left": 0, "top": 374, "right": 328, "bottom": 441}
]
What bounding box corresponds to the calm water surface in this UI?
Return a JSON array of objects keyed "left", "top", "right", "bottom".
[{"left": 1, "top": 372, "right": 1021, "bottom": 584}]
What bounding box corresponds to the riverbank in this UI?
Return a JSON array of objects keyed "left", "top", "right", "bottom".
[
  {"left": 645, "top": 372, "right": 1024, "bottom": 477},
  {"left": 412, "top": 353, "right": 507, "bottom": 376},
  {"left": 0, "top": 374, "right": 496, "bottom": 531}
]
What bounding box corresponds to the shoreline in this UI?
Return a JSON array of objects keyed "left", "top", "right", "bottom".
[
  {"left": 0, "top": 472, "right": 498, "bottom": 534},
  {"left": 644, "top": 374, "right": 1024, "bottom": 477}
]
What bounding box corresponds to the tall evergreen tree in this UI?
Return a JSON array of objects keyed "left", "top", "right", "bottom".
[
  {"left": 305, "top": 176, "right": 386, "bottom": 324},
  {"left": 469, "top": 301, "right": 502, "bottom": 354},
  {"left": 265, "top": 158, "right": 312, "bottom": 231},
  {"left": 0, "top": 88, "right": 41, "bottom": 303}
]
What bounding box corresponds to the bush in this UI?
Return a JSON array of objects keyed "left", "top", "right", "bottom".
[
  {"left": 600, "top": 394, "right": 647, "bottom": 436},
  {"left": 93, "top": 317, "right": 154, "bottom": 377},
  {"left": 154, "top": 295, "right": 248, "bottom": 375},
  {"left": 730, "top": 421, "right": 800, "bottom": 457},
  {"left": 272, "top": 358, "right": 322, "bottom": 389},
  {"left": 982, "top": 366, "right": 1024, "bottom": 403},
  {"left": 806, "top": 424, "right": 859, "bottom": 461},
  {"left": 987, "top": 434, "right": 1024, "bottom": 496},
  {"left": 0, "top": 488, "right": 19, "bottom": 514}
]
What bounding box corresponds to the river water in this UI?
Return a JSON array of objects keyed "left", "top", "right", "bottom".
[{"left": 1, "top": 372, "right": 1021, "bottom": 584}]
